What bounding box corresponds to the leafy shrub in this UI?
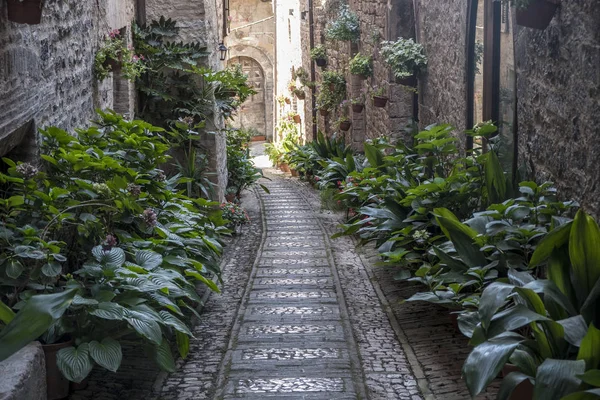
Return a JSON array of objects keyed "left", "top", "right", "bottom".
[
  {"left": 325, "top": 4, "right": 360, "bottom": 42},
  {"left": 310, "top": 45, "right": 327, "bottom": 60},
  {"left": 380, "top": 37, "right": 427, "bottom": 80},
  {"left": 349, "top": 53, "right": 373, "bottom": 77}
]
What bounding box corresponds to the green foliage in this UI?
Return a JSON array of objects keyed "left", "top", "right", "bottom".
[
  {"left": 317, "top": 71, "right": 346, "bottom": 111},
  {"left": 349, "top": 53, "right": 373, "bottom": 77},
  {"left": 220, "top": 202, "right": 250, "bottom": 227},
  {"left": 0, "top": 111, "right": 227, "bottom": 381},
  {"left": 310, "top": 45, "right": 327, "bottom": 60},
  {"left": 380, "top": 37, "right": 428, "bottom": 80},
  {"left": 226, "top": 129, "right": 263, "bottom": 197},
  {"left": 94, "top": 29, "right": 148, "bottom": 82},
  {"left": 325, "top": 4, "right": 360, "bottom": 42}
]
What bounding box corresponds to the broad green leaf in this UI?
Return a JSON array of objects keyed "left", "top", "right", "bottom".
[
  {"left": 0, "top": 301, "right": 15, "bottom": 324},
  {"left": 569, "top": 210, "right": 600, "bottom": 302},
  {"left": 42, "top": 261, "right": 62, "bottom": 277},
  {"left": 57, "top": 343, "right": 93, "bottom": 383},
  {"left": 533, "top": 359, "right": 586, "bottom": 400},
  {"left": 89, "top": 302, "right": 125, "bottom": 320},
  {"left": 159, "top": 311, "right": 192, "bottom": 336},
  {"left": 478, "top": 282, "right": 515, "bottom": 331},
  {"left": 463, "top": 332, "right": 523, "bottom": 397},
  {"left": 561, "top": 389, "right": 600, "bottom": 400},
  {"left": 486, "top": 305, "right": 549, "bottom": 339},
  {"left": 578, "top": 370, "right": 600, "bottom": 386},
  {"left": 154, "top": 337, "right": 176, "bottom": 372},
  {"left": 184, "top": 270, "right": 220, "bottom": 293},
  {"left": 577, "top": 323, "right": 600, "bottom": 370},
  {"left": 485, "top": 150, "right": 507, "bottom": 204},
  {"left": 5, "top": 259, "right": 24, "bottom": 279},
  {"left": 530, "top": 221, "right": 572, "bottom": 267},
  {"left": 135, "top": 250, "right": 163, "bottom": 270},
  {"left": 72, "top": 295, "right": 99, "bottom": 306},
  {"left": 92, "top": 246, "right": 125, "bottom": 268},
  {"left": 364, "top": 143, "right": 383, "bottom": 168},
  {"left": 498, "top": 371, "right": 532, "bottom": 400},
  {"left": 434, "top": 208, "right": 487, "bottom": 268},
  {"left": 176, "top": 331, "right": 190, "bottom": 359},
  {"left": 89, "top": 338, "right": 122, "bottom": 372},
  {"left": 0, "top": 290, "right": 77, "bottom": 361},
  {"left": 125, "top": 310, "right": 163, "bottom": 345},
  {"left": 558, "top": 316, "right": 590, "bottom": 347}
]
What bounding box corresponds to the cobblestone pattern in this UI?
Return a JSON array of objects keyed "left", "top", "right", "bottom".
[
  {"left": 213, "top": 177, "right": 370, "bottom": 399},
  {"left": 69, "top": 189, "right": 263, "bottom": 400},
  {"left": 292, "top": 175, "right": 500, "bottom": 400}
]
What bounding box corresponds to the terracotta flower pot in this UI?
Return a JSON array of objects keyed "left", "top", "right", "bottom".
[
  {"left": 502, "top": 364, "right": 534, "bottom": 400},
  {"left": 225, "top": 193, "right": 236, "bottom": 202},
  {"left": 351, "top": 104, "right": 364, "bottom": 113},
  {"left": 372, "top": 96, "right": 388, "bottom": 108},
  {"left": 285, "top": 98, "right": 291, "bottom": 104},
  {"left": 43, "top": 340, "right": 74, "bottom": 400},
  {"left": 280, "top": 163, "right": 290, "bottom": 173},
  {"left": 339, "top": 121, "right": 351, "bottom": 131},
  {"left": 315, "top": 58, "right": 327, "bottom": 67},
  {"left": 319, "top": 108, "right": 330, "bottom": 117},
  {"left": 293, "top": 114, "right": 301, "bottom": 124},
  {"left": 251, "top": 135, "right": 266, "bottom": 142},
  {"left": 516, "top": 0, "right": 560, "bottom": 30},
  {"left": 7, "top": 0, "right": 43, "bottom": 24},
  {"left": 290, "top": 169, "right": 299, "bottom": 177},
  {"left": 296, "top": 91, "right": 306, "bottom": 100}
]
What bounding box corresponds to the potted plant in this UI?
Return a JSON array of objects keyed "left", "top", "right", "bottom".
[
  {"left": 7, "top": 0, "right": 43, "bottom": 25},
  {"left": 380, "top": 37, "right": 427, "bottom": 86},
  {"left": 316, "top": 90, "right": 335, "bottom": 117},
  {"left": 225, "top": 187, "right": 237, "bottom": 202},
  {"left": 371, "top": 87, "right": 388, "bottom": 108},
  {"left": 94, "top": 29, "right": 148, "bottom": 82},
  {"left": 292, "top": 113, "right": 301, "bottom": 124},
  {"left": 322, "top": 71, "right": 346, "bottom": 93},
  {"left": 351, "top": 94, "right": 365, "bottom": 113},
  {"left": 503, "top": 0, "right": 560, "bottom": 29},
  {"left": 338, "top": 116, "right": 352, "bottom": 132},
  {"left": 220, "top": 202, "right": 250, "bottom": 234},
  {"left": 294, "top": 87, "right": 306, "bottom": 100},
  {"left": 310, "top": 45, "right": 328, "bottom": 67},
  {"left": 349, "top": 53, "right": 373, "bottom": 79},
  {"left": 325, "top": 4, "right": 360, "bottom": 42}
]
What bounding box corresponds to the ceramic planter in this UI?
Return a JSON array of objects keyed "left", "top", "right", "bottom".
[
  {"left": 295, "top": 91, "right": 306, "bottom": 100},
  {"left": 396, "top": 75, "right": 417, "bottom": 87},
  {"left": 319, "top": 108, "right": 330, "bottom": 117},
  {"left": 251, "top": 135, "right": 266, "bottom": 142},
  {"left": 502, "top": 364, "right": 534, "bottom": 399},
  {"left": 43, "top": 340, "right": 73, "bottom": 400},
  {"left": 292, "top": 114, "right": 301, "bottom": 124},
  {"left": 7, "top": 0, "right": 43, "bottom": 24},
  {"left": 372, "top": 96, "right": 388, "bottom": 108},
  {"left": 315, "top": 58, "right": 327, "bottom": 67},
  {"left": 516, "top": 0, "right": 560, "bottom": 30},
  {"left": 285, "top": 98, "right": 291, "bottom": 104},
  {"left": 339, "top": 121, "right": 351, "bottom": 131},
  {"left": 351, "top": 104, "right": 364, "bottom": 113}
]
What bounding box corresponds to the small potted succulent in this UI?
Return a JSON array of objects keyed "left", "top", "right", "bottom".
[
  {"left": 380, "top": 37, "right": 427, "bottom": 87},
  {"left": 310, "top": 45, "right": 328, "bottom": 67},
  {"left": 351, "top": 94, "right": 365, "bottom": 113},
  {"left": 371, "top": 87, "right": 388, "bottom": 108},
  {"left": 7, "top": 0, "right": 44, "bottom": 25},
  {"left": 337, "top": 116, "right": 352, "bottom": 132},
  {"left": 503, "top": 0, "right": 560, "bottom": 29},
  {"left": 349, "top": 53, "right": 373, "bottom": 79}
]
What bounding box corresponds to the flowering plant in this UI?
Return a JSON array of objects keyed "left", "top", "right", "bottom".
[
  {"left": 220, "top": 202, "right": 250, "bottom": 226},
  {"left": 326, "top": 4, "right": 360, "bottom": 42},
  {"left": 94, "top": 29, "right": 147, "bottom": 81}
]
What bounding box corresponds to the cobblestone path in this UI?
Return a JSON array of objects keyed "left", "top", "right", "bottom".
[{"left": 213, "top": 180, "right": 369, "bottom": 399}]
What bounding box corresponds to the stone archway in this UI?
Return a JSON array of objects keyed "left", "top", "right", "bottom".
[
  {"left": 226, "top": 45, "right": 274, "bottom": 141},
  {"left": 228, "top": 56, "right": 267, "bottom": 137}
]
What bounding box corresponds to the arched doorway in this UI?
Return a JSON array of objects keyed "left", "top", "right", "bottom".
[{"left": 228, "top": 56, "right": 267, "bottom": 137}]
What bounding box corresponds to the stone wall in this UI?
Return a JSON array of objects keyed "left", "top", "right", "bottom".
[
  {"left": 0, "top": 0, "right": 136, "bottom": 159},
  {"left": 515, "top": 2, "right": 600, "bottom": 216}
]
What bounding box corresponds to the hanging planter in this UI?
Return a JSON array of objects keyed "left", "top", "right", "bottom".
[
  {"left": 295, "top": 90, "right": 306, "bottom": 100},
  {"left": 396, "top": 74, "right": 417, "bottom": 87},
  {"left": 292, "top": 114, "right": 301, "bottom": 124},
  {"left": 339, "top": 120, "right": 352, "bottom": 131},
  {"left": 7, "top": 0, "right": 43, "bottom": 25},
  {"left": 284, "top": 97, "right": 291, "bottom": 104},
  {"left": 315, "top": 58, "right": 327, "bottom": 67},
  {"left": 372, "top": 96, "right": 388, "bottom": 108},
  {"left": 515, "top": 0, "right": 560, "bottom": 30},
  {"left": 351, "top": 103, "right": 364, "bottom": 113},
  {"left": 319, "top": 108, "right": 330, "bottom": 117}
]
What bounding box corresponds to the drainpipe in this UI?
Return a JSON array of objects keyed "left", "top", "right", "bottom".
[
  {"left": 273, "top": 0, "right": 279, "bottom": 143},
  {"left": 308, "top": 0, "right": 317, "bottom": 142}
]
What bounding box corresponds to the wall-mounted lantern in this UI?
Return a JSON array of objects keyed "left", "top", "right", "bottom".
[{"left": 218, "top": 42, "right": 228, "bottom": 61}]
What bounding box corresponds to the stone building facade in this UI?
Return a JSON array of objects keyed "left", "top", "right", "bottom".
[
  {"left": 0, "top": 0, "right": 228, "bottom": 200},
  {"left": 292, "top": 0, "right": 600, "bottom": 215},
  {"left": 225, "top": 0, "right": 275, "bottom": 141}
]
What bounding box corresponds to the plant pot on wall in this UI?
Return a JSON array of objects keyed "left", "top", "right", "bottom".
[
  {"left": 351, "top": 104, "right": 364, "bottom": 113},
  {"left": 290, "top": 169, "right": 299, "bottom": 177},
  {"left": 396, "top": 75, "right": 417, "bottom": 87},
  {"left": 319, "top": 108, "right": 330, "bottom": 117},
  {"left": 293, "top": 114, "right": 301, "bottom": 124},
  {"left": 315, "top": 58, "right": 327, "bottom": 67},
  {"left": 295, "top": 91, "right": 306, "bottom": 100},
  {"left": 372, "top": 96, "right": 388, "bottom": 108},
  {"left": 280, "top": 163, "right": 290, "bottom": 173},
  {"left": 515, "top": 0, "right": 560, "bottom": 30},
  {"left": 284, "top": 97, "right": 291, "bottom": 104},
  {"left": 7, "top": 0, "right": 43, "bottom": 24},
  {"left": 43, "top": 340, "right": 73, "bottom": 400},
  {"left": 339, "top": 121, "right": 351, "bottom": 131}
]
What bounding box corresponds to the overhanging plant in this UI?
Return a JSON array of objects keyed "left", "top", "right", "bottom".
[
  {"left": 349, "top": 53, "right": 373, "bottom": 77},
  {"left": 94, "top": 29, "right": 147, "bottom": 82},
  {"left": 311, "top": 45, "right": 328, "bottom": 66},
  {"left": 325, "top": 4, "right": 360, "bottom": 42},
  {"left": 380, "top": 37, "right": 427, "bottom": 81}
]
